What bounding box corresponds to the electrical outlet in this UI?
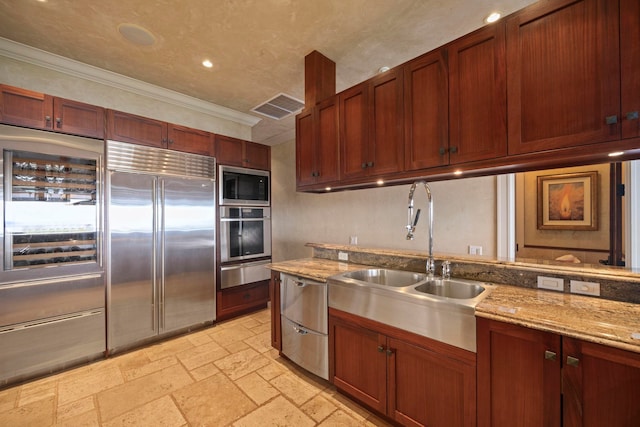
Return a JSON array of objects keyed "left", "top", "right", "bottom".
[
  {"left": 537, "top": 276, "right": 564, "bottom": 291},
  {"left": 338, "top": 251, "right": 348, "bottom": 261},
  {"left": 469, "top": 245, "right": 483, "bottom": 255},
  {"left": 349, "top": 235, "right": 358, "bottom": 245},
  {"left": 570, "top": 280, "right": 600, "bottom": 296}
]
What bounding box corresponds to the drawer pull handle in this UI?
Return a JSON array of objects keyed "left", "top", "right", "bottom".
[
  {"left": 627, "top": 111, "right": 639, "bottom": 121},
  {"left": 377, "top": 345, "right": 385, "bottom": 353},
  {"left": 293, "top": 326, "right": 308, "bottom": 335},
  {"left": 544, "top": 350, "right": 557, "bottom": 361},
  {"left": 605, "top": 115, "right": 618, "bottom": 125},
  {"left": 567, "top": 356, "right": 580, "bottom": 367}
]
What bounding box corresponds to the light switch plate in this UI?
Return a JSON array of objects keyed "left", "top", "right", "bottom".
[
  {"left": 570, "top": 280, "right": 600, "bottom": 296},
  {"left": 537, "top": 276, "right": 563, "bottom": 291},
  {"left": 338, "top": 251, "right": 348, "bottom": 261}
]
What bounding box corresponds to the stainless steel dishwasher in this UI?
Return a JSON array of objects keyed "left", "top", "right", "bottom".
[{"left": 280, "top": 273, "right": 328, "bottom": 380}]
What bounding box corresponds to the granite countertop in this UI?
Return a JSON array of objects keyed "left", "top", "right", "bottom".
[{"left": 268, "top": 258, "right": 640, "bottom": 354}]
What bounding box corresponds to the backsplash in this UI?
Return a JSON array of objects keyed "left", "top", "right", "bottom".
[{"left": 309, "top": 243, "right": 640, "bottom": 304}]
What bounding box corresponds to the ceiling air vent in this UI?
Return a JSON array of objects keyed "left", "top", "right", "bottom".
[{"left": 251, "top": 93, "right": 305, "bottom": 120}]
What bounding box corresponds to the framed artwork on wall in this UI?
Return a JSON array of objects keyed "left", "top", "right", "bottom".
[{"left": 537, "top": 171, "right": 598, "bottom": 230}]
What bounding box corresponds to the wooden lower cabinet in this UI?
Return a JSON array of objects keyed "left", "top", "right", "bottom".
[
  {"left": 216, "top": 280, "right": 269, "bottom": 321},
  {"left": 477, "top": 317, "right": 640, "bottom": 427},
  {"left": 269, "top": 271, "right": 281, "bottom": 351},
  {"left": 329, "top": 308, "right": 476, "bottom": 427}
]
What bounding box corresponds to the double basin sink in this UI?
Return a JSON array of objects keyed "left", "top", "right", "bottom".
[{"left": 327, "top": 267, "right": 494, "bottom": 352}]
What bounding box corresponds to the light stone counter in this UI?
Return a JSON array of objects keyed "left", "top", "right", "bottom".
[{"left": 268, "top": 257, "right": 640, "bottom": 354}]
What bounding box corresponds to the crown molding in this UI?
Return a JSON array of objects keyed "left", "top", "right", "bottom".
[{"left": 0, "top": 37, "right": 261, "bottom": 127}]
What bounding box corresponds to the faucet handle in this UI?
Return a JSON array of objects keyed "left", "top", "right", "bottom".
[
  {"left": 426, "top": 258, "right": 436, "bottom": 277},
  {"left": 441, "top": 260, "right": 451, "bottom": 279}
]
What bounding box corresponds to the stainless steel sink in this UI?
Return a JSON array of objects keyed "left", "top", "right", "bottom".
[
  {"left": 328, "top": 268, "right": 494, "bottom": 352},
  {"left": 340, "top": 268, "right": 426, "bottom": 287},
  {"left": 413, "top": 279, "right": 485, "bottom": 299}
]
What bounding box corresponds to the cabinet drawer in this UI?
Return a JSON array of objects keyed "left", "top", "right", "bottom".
[{"left": 218, "top": 281, "right": 269, "bottom": 311}]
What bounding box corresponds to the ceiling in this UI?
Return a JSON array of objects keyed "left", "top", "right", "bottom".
[{"left": 0, "top": 0, "right": 536, "bottom": 145}]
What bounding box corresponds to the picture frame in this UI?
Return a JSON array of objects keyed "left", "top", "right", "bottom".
[{"left": 537, "top": 171, "right": 598, "bottom": 230}]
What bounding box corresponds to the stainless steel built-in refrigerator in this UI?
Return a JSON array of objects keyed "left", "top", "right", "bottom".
[{"left": 106, "top": 141, "right": 216, "bottom": 353}]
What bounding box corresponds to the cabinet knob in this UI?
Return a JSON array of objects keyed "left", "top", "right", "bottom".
[
  {"left": 566, "top": 356, "right": 580, "bottom": 367},
  {"left": 55, "top": 117, "right": 62, "bottom": 128},
  {"left": 162, "top": 138, "right": 167, "bottom": 143},
  {"left": 449, "top": 146, "right": 458, "bottom": 154},
  {"left": 386, "top": 348, "right": 394, "bottom": 356},
  {"left": 544, "top": 350, "right": 557, "bottom": 361},
  {"left": 168, "top": 139, "right": 174, "bottom": 145},
  {"left": 361, "top": 163, "right": 367, "bottom": 169},
  {"left": 45, "top": 115, "right": 51, "bottom": 123},
  {"left": 367, "top": 161, "right": 374, "bottom": 168},
  {"left": 377, "top": 345, "right": 385, "bottom": 353},
  {"left": 626, "top": 111, "right": 639, "bottom": 121},
  {"left": 439, "top": 147, "right": 446, "bottom": 155},
  {"left": 605, "top": 115, "right": 618, "bottom": 125}
]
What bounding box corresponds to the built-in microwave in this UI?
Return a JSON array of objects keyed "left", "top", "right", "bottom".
[{"left": 219, "top": 165, "right": 270, "bottom": 206}]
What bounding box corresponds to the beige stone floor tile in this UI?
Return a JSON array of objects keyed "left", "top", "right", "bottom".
[
  {"left": 121, "top": 355, "right": 178, "bottom": 381},
  {"left": 172, "top": 372, "right": 256, "bottom": 426},
  {"left": 0, "top": 395, "right": 55, "bottom": 426},
  {"left": 209, "top": 324, "right": 256, "bottom": 347},
  {"left": 318, "top": 409, "right": 370, "bottom": 426},
  {"left": 269, "top": 372, "right": 321, "bottom": 406},
  {"left": 251, "top": 309, "right": 271, "bottom": 324},
  {"left": 243, "top": 330, "right": 272, "bottom": 354},
  {"left": 185, "top": 327, "right": 215, "bottom": 346},
  {"left": 214, "top": 348, "right": 271, "bottom": 381},
  {"left": 0, "top": 387, "right": 18, "bottom": 412},
  {"left": 223, "top": 340, "right": 250, "bottom": 354},
  {"left": 18, "top": 377, "right": 58, "bottom": 406},
  {"left": 300, "top": 393, "right": 338, "bottom": 423},
  {"left": 234, "top": 372, "right": 280, "bottom": 405},
  {"left": 322, "top": 389, "right": 372, "bottom": 423},
  {"left": 248, "top": 322, "right": 272, "bottom": 335},
  {"left": 97, "top": 364, "right": 193, "bottom": 422},
  {"left": 102, "top": 349, "right": 151, "bottom": 372},
  {"left": 176, "top": 341, "right": 229, "bottom": 371},
  {"left": 256, "top": 359, "right": 289, "bottom": 381},
  {"left": 56, "top": 408, "right": 100, "bottom": 427},
  {"left": 57, "top": 395, "right": 95, "bottom": 421},
  {"left": 232, "top": 395, "right": 315, "bottom": 427},
  {"left": 102, "top": 395, "right": 186, "bottom": 427},
  {"left": 237, "top": 317, "right": 261, "bottom": 329},
  {"left": 58, "top": 365, "right": 124, "bottom": 406},
  {"left": 188, "top": 363, "right": 220, "bottom": 381},
  {"left": 143, "top": 336, "right": 195, "bottom": 362}
]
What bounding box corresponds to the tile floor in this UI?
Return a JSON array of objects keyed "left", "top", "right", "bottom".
[{"left": 0, "top": 308, "right": 391, "bottom": 426}]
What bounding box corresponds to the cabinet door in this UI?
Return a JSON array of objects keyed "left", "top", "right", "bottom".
[
  {"left": 369, "top": 68, "right": 404, "bottom": 175},
  {"left": 388, "top": 337, "right": 476, "bottom": 427},
  {"left": 106, "top": 110, "right": 166, "bottom": 148},
  {"left": 476, "top": 317, "right": 561, "bottom": 427},
  {"left": 244, "top": 141, "right": 270, "bottom": 170},
  {"left": 506, "top": 0, "right": 620, "bottom": 155},
  {"left": 562, "top": 337, "right": 640, "bottom": 427},
  {"left": 53, "top": 97, "right": 104, "bottom": 139},
  {"left": 315, "top": 97, "right": 340, "bottom": 184},
  {"left": 329, "top": 313, "right": 387, "bottom": 414},
  {"left": 449, "top": 23, "right": 507, "bottom": 164},
  {"left": 215, "top": 135, "right": 244, "bottom": 166},
  {"left": 0, "top": 85, "right": 53, "bottom": 130},
  {"left": 296, "top": 109, "right": 316, "bottom": 187},
  {"left": 340, "top": 83, "right": 369, "bottom": 180},
  {"left": 621, "top": 0, "right": 640, "bottom": 139},
  {"left": 403, "top": 51, "right": 448, "bottom": 171},
  {"left": 269, "top": 271, "right": 281, "bottom": 351},
  {"left": 167, "top": 124, "right": 214, "bottom": 156}
]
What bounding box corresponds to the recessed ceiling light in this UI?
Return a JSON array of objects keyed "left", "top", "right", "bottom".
[
  {"left": 608, "top": 151, "right": 625, "bottom": 157},
  {"left": 485, "top": 12, "right": 502, "bottom": 23},
  {"left": 202, "top": 59, "right": 213, "bottom": 68},
  {"left": 118, "top": 23, "right": 156, "bottom": 46}
]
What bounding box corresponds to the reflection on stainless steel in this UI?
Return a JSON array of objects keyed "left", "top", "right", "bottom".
[
  {"left": 0, "top": 124, "right": 105, "bottom": 386},
  {"left": 280, "top": 273, "right": 328, "bottom": 379},
  {"left": 107, "top": 141, "right": 216, "bottom": 353},
  {"left": 219, "top": 206, "right": 271, "bottom": 262},
  {"left": 340, "top": 268, "right": 427, "bottom": 287},
  {"left": 221, "top": 260, "right": 271, "bottom": 289},
  {"left": 328, "top": 269, "right": 494, "bottom": 352}
]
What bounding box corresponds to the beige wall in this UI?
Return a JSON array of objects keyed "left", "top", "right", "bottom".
[
  {"left": 0, "top": 56, "right": 252, "bottom": 140},
  {"left": 271, "top": 140, "right": 497, "bottom": 262}
]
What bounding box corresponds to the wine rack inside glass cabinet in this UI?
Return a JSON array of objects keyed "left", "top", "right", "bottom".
[{"left": 4, "top": 150, "right": 98, "bottom": 269}]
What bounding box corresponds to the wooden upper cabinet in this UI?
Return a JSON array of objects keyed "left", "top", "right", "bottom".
[
  {"left": 506, "top": 0, "right": 621, "bottom": 155},
  {"left": 449, "top": 23, "right": 507, "bottom": 164},
  {"left": 215, "top": 135, "right": 270, "bottom": 170},
  {"left": 167, "top": 124, "right": 214, "bottom": 156},
  {"left": 0, "top": 85, "right": 53, "bottom": 130},
  {"left": 0, "top": 85, "right": 104, "bottom": 138},
  {"left": 621, "top": 0, "right": 640, "bottom": 139},
  {"left": 53, "top": 97, "right": 104, "bottom": 139},
  {"left": 369, "top": 68, "right": 404, "bottom": 176},
  {"left": 340, "top": 82, "right": 369, "bottom": 180},
  {"left": 296, "top": 98, "right": 340, "bottom": 189},
  {"left": 403, "top": 50, "right": 448, "bottom": 171},
  {"left": 107, "top": 109, "right": 167, "bottom": 148}
]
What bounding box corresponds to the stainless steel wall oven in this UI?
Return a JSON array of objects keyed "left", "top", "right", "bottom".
[{"left": 219, "top": 206, "right": 271, "bottom": 263}]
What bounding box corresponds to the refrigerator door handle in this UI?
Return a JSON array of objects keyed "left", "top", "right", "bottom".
[
  {"left": 151, "top": 178, "right": 158, "bottom": 332},
  {"left": 159, "top": 179, "right": 166, "bottom": 330}
]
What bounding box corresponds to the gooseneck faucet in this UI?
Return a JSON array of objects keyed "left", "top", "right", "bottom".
[{"left": 406, "top": 181, "right": 435, "bottom": 277}]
